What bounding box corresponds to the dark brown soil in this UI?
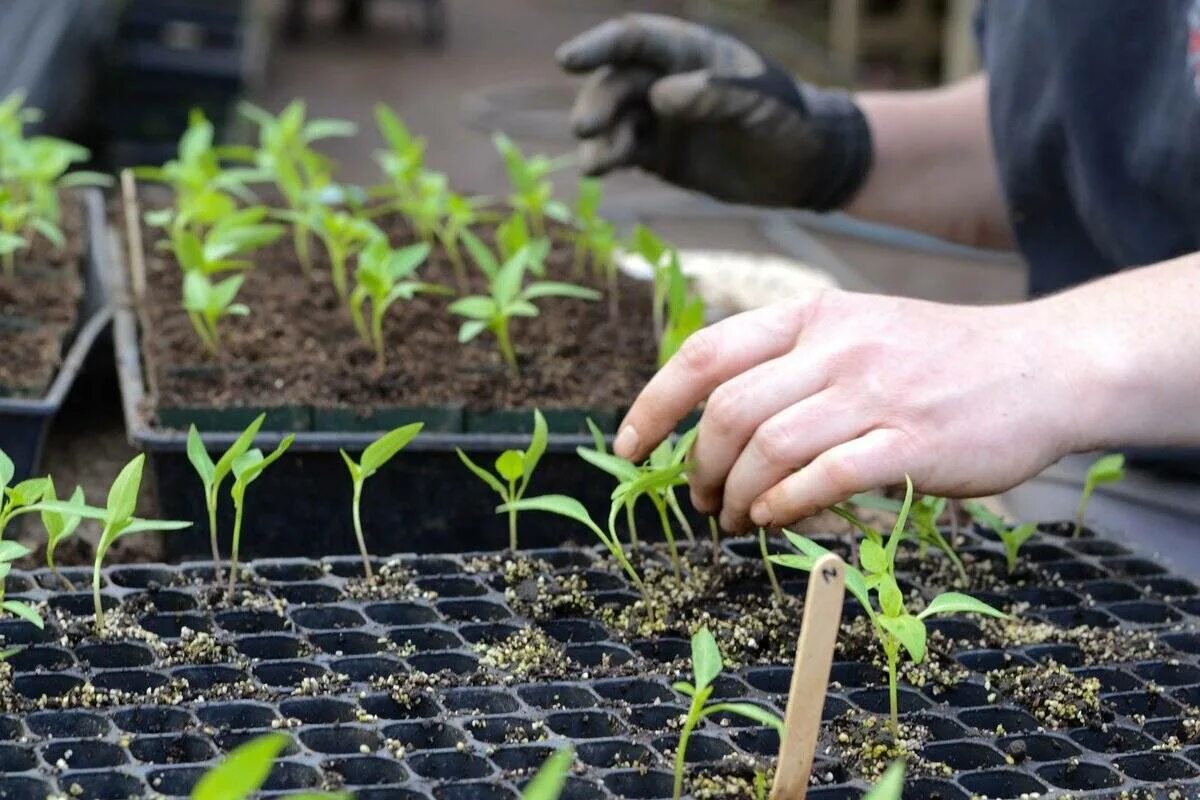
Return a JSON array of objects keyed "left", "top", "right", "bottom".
[
  {"left": 136, "top": 203, "right": 659, "bottom": 418},
  {"left": 0, "top": 194, "right": 86, "bottom": 396}
]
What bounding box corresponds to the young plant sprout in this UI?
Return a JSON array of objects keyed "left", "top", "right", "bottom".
[
  {"left": 963, "top": 500, "right": 1037, "bottom": 576},
  {"left": 906, "top": 495, "right": 967, "bottom": 583},
  {"left": 35, "top": 455, "right": 190, "bottom": 633},
  {"left": 349, "top": 239, "right": 445, "bottom": 368},
  {"left": 238, "top": 99, "right": 357, "bottom": 275},
  {"left": 1076, "top": 453, "right": 1126, "bottom": 536},
  {"left": 437, "top": 189, "right": 487, "bottom": 292},
  {"left": 520, "top": 749, "right": 574, "bottom": 800},
  {"left": 373, "top": 104, "right": 428, "bottom": 210},
  {"left": 0, "top": 541, "right": 43, "bottom": 630},
  {"left": 397, "top": 169, "right": 448, "bottom": 247},
  {"left": 311, "top": 205, "right": 380, "bottom": 300},
  {"left": 628, "top": 224, "right": 672, "bottom": 339},
  {"left": 168, "top": 206, "right": 286, "bottom": 275},
  {"left": 657, "top": 252, "right": 705, "bottom": 367},
  {"left": 495, "top": 212, "right": 552, "bottom": 275},
  {"left": 40, "top": 479, "right": 84, "bottom": 590},
  {"left": 0, "top": 449, "right": 50, "bottom": 537},
  {"left": 182, "top": 272, "right": 249, "bottom": 356},
  {"left": 449, "top": 241, "right": 600, "bottom": 377},
  {"left": 671, "top": 628, "right": 783, "bottom": 800},
  {"left": 341, "top": 423, "right": 424, "bottom": 580},
  {"left": 191, "top": 732, "right": 350, "bottom": 800},
  {"left": 457, "top": 410, "right": 548, "bottom": 552},
  {"left": 186, "top": 415, "right": 266, "bottom": 582},
  {"left": 500, "top": 495, "right": 648, "bottom": 601},
  {"left": 772, "top": 477, "right": 1006, "bottom": 733},
  {"left": 758, "top": 528, "right": 783, "bottom": 602},
  {"left": 493, "top": 132, "right": 570, "bottom": 235},
  {"left": 227, "top": 436, "right": 295, "bottom": 601}
]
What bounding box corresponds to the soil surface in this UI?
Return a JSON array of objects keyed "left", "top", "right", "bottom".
[
  {"left": 0, "top": 194, "right": 86, "bottom": 396},
  {"left": 135, "top": 201, "right": 659, "bottom": 422}
]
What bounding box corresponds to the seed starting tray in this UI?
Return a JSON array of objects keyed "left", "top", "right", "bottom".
[{"left": 3, "top": 525, "right": 1200, "bottom": 799}]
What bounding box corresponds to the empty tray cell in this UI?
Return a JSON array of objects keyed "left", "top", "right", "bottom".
[
  {"left": 254, "top": 561, "right": 325, "bottom": 582},
  {"left": 130, "top": 589, "right": 196, "bottom": 612},
  {"left": 360, "top": 692, "right": 441, "bottom": 720},
  {"left": 261, "top": 761, "right": 321, "bottom": 791},
  {"left": 733, "top": 727, "right": 781, "bottom": 757},
  {"left": 416, "top": 576, "right": 487, "bottom": 597},
  {"left": 443, "top": 688, "right": 520, "bottom": 715},
  {"left": 1106, "top": 600, "right": 1182, "bottom": 625},
  {"left": 389, "top": 626, "right": 464, "bottom": 652},
  {"left": 926, "top": 681, "right": 991, "bottom": 708},
  {"left": 540, "top": 618, "right": 608, "bottom": 644},
  {"left": 566, "top": 643, "right": 633, "bottom": 667},
  {"left": 904, "top": 779, "right": 968, "bottom": 800},
  {"left": 57, "top": 771, "right": 144, "bottom": 800},
  {"left": 290, "top": 605, "right": 367, "bottom": 630},
  {"left": 332, "top": 654, "right": 404, "bottom": 682},
  {"left": 407, "top": 652, "right": 479, "bottom": 675},
  {"left": 1116, "top": 752, "right": 1200, "bottom": 781},
  {"left": 437, "top": 600, "right": 511, "bottom": 622},
  {"left": 829, "top": 661, "right": 886, "bottom": 689},
  {"left": 278, "top": 697, "right": 359, "bottom": 725},
  {"left": 382, "top": 720, "right": 466, "bottom": 751},
  {"left": 848, "top": 687, "right": 930, "bottom": 714},
  {"left": 75, "top": 642, "right": 156, "bottom": 670},
  {"left": 311, "top": 630, "right": 386, "bottom": 656},
  {"left": 140, "top": 613, "right": 210, "bottom": 638},
  {"left": 92, "top": 669, "right": 168, "bottom": 694},
  {"left": 172, "top": 665, "right": 246, "bottom": 691},
  {"left": 592, "top": 678, "right": 675, "bottom": 705},
  {"left": 458, "top": 622, "right": 522, "bottom": 645},
  {"left": 626, "top": 704, "right": 688, "bottom": 733},
  {"left": 196, "top": 701, "right": 279, "bottom": 730},
  {"left": 26, "top": 710, "right": 108, "bottom": 738},
  {"left": 652, "top": 733, "right": 734, "bottom": 763},
  {"left": 299, "top": 725, "right": 384, "bottom": 755},
  {"left": 490, "top": 743, "right": 557, "bottom": 773},
  {"left": 108, "top": 566, "right": 178, "bottom": 588},
  {"left": 235, "top": 634, "right": 306, "bottom": 661},
  {"left": 957, "top": 769, "right": 1047, "bottom": 800},
  {"left": 408, "top": 751, "right": 494, "bottom": 780},
  {"left": 1008, "top": 586, "right": 1081, "bottom": 609},
  {"left": 0, "top": 743, "right": 35, "bottom": 771},
  {"left": 1104, "top": 689, "right": 1181, "bottom": 718},
  {"left": 1079, "top": 580, "right": 1142, "bottom": 603},
  {"left": 576, "top": 739, "right": 655, "bottom": 769},
  {"left": 401, "top": 555, "right": 463, "bottom": 576},
  {"left": 1038, "top": 607, "right": 1118, "bottom": 629},
  {"left": 1107, "top": 558, "right": 1168, "bottom": 577},
  {"left": 434, "top": 782, "right": 515, "bottom": 800},
  {"left": 0, "top": 777, "right": 52, "bottom": 800},
  {"left": 7, "top": 645, "right": 73, "bottom": 672},
  {"left": 1142, "top": 577, "right": 1199, "bottom": 598},
  {"left": 14, "top": 672, "right": 83, "bottom": 700},
  {"left": 1070, "top": 725, "right": 1156, "bottom": 753},
  {"left": 43, "top": 739, "right": 129, "bottom": 769},
  {"left": 603, "top": 770, "right": 674, "bottom": 799},
  {"left": 324, "top": 755, "right": 406, "bottom": 785},
  {"left": 128, "top": 733, "right": 216, "bottom": 764},
  {"left": 49, "top": 593, "right": 118, "bottom": 616},
  {"left": 517, "top": 683, "right": 598, "bottom": 710},
  {"left": 0, "top": 619, "right": 55, "bottom": 645},
  {"left": 920, "top": 741, "right": 1007, "bottom": 771},
  {"left": 959, "top": 707, "right": 1040, "bottom": 734},
  {"left": 1023, "top": 643, "right": 1084, "bottom": 667},
  {"left": 997, "top": 733, "right": 1081, "bottom": 763},
  {"left": 956, "top": 649, "right": 1033, "bottom": 672},
  {"left": 252, "top": 660, "right": 330, "bottom": 688},
  {"left": 215, "top": 609, "right": 287, "bottom": 634},
  {"left": 546, "top": 710, "right": 625, "bottom": 740},
  {"left": 1073, "top": 666, "right": 1142, "bottom": 693},
  {"left": 1134, "top": 661, "right": 1200, "bottom": 685},
  {"left": 273, "top": 583, "right": 344, "bottom": 604},
  {"left": 908, "top": 713, "right": 969, "bottom": 743},
  {"left": 366, "top": 601, "right": 440, "bottom": 626},
  {"left": 1069, "top": 539, "right": 1130, "bottom": 557},
  {"left": 146, "top": 766, "right": 206, "bottom": 796},
  {"left": 464, "top": 715, "right": 547, "bottom": 745}
]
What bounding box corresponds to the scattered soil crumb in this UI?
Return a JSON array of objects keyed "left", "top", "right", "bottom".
[
  {"left": 344, "top": 560, "right": 431, "bottom": 601},
  {"left": 987, "top": 662, "right": 1103, "bottom": 728},
  {"left": 477, "top": 626, "right": 569, "bottom": 680},
  {"left": 828, "top": 709, "right": 942, "bottom": 781}
]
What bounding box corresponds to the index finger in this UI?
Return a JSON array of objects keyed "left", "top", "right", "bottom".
[
  {"left": 614, "top": 296, "right": 816, "bottom": 462},
  {"left": 556, "top": 14, "right": 711, "bottom": 75}
]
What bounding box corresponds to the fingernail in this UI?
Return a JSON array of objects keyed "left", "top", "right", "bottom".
[
  {"left": 613, "top": 425, "right": 639, "bottom": 458},
  {"left": 750, "top": 501, "right": 773, "bottom": 527}
]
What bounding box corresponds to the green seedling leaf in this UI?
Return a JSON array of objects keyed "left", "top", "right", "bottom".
[
  {"left": 191, "top": 732, "right": 290, "bottom": 800},
  {"left": 860, "top": 539, "right": 887, "bottom": 575},
  {"left": 2, "top": 600, "right": 43, "bottom": 629},
  {"left": 877, "top": 574, "right": 904, "bottom": 618},
  {"left": 106, "top": 455, "right": 145, "bottom": 525},
  {"left": 672, "top": 680, "right": 697, "bottom": 697},
  {"left": 0, "top": 449, "right": 13, "bottom": 495},
  {"left": 186, "top": 426, "right": 217, "bottom": 488},
  {"left": 576, "top": 447, "right": 640, "bottom": 482},
  {"left": 917, "top": 592, "right": 1008, "bottom": 621},
  {"left": 703, "top": 702, "right": 784, "bottom": 732},
  {"left": 864, "top": 761, "right": 906, "bottom": 800},
  {"left": 520, "top": 749, "right": 574, "bottom": 800},
  {"left": 495, "top": 450, "right": 525, "bottom": 483},
  {"left": 359, "top": 423, "right": 423, "bottom": 476},
  {"left": 0, "top": 646, "right": 22, "bottom": 661},
  {"left": 691, "top": 627, "right": 722, "bottom": 691},
  {"left": 457, "top": 449, "right": 507, "bottom": 496},
  {"left": 884, "top": 475, "right": 914, "bottom": 563},
  {"left": 0, "top": 540, "right": 31, "bottom": 562},
  {"left": 523, "top": 410, "right": 548, "bottom": 485},
  {"left": 1087, "top": 453, "right": 1126, "bottom": 485},
  {"left": 878, "top": 614, "right": 926, "bottom": 663},
  {"left": 499, "top": 495, "right": 603, "bottom": 538}
]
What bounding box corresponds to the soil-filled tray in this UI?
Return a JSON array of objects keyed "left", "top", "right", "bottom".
[
  {"left": 3, "top": 522, "right": 1200, "bottom": 799},
  {"left": 0, "top": 189, "right": 113, "bottom": 481}
]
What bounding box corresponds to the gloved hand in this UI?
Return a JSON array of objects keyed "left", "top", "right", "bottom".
[{"left": 556, "top": 14, "right": 872, "bottom": 210}]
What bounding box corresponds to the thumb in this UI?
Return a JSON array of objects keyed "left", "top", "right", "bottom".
[{"left": 647, "top": 69, "right": 716, "bottom": 122}]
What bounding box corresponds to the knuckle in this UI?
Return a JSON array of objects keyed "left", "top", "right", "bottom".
[
  {"left": 818, "top": 451, "right": 862, "bottom": 497},
  {"left": 678, "top": 328, "right": 719, "bottom": 376},
  {"left": 754, "top": 417, "right": 799, "bottom": 468},
  {"left": 704, "top": 384, "right": 746, "bottom": 436}
]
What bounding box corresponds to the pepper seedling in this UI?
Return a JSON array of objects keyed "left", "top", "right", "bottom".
[
  {"left": 0, "top": 449, "right": 50, "bottom": 538},
  {"left": 341, "top": 423, "right": 424, "bottom": 581},
  {"left": 493, "top": 132, "right": 571, "bottom": 235},
  {"left": 437, "top": 189, "right": 488, "bottom": 292},
  {"left": 373, "top": 104, "right": 428, "bottom": 210},
  {"left": 657, "top": 251, "right": 705, "bottom": 367},
  {"left": 520, "top": 749, "right": 574, "bottom": 800},
  {"left": 758, "top": 528, "right": 783, "bottom": 602},
  {"left": 672, "top": 628, "right": 783, "bottom": 800},
  {"left": 571, "top": 179, "right": 619, "bottom": 316},
  {"left": 349, "top": 239, "right": 446, "bottom": 368},
  {"left": 40, "top": 479, "right": 84, "bottom": 590},
  {"left": 1076, "top": 453, "right": 1125, "bottom": 536},
  {"left": 186, "top": 415, "right": 266, "bottom": 582},
  {"left": 34, "top": 455, "right": 191, "bottom": 634},
  {"left": 311, "top": 205, "right": 381, "bottom": 300},
  {"left": 449, "top": 241, "right": 600, "bottom": 377},
  {"left": 627, "top": 224, "right": 672, "bottom": 340},
  {"left": 963, "top": 500, "right": 1037, "bottom": 576},
  {"left": 906, "top": 495, "right": 967, "bottom": 583},
  {"left": 495, "top": 213, "right": 550, "bottom": 276},
  {"left": 500, "top": 495, "right": 648, "bottom": 602},
  {"left": 190, "top": 732, "right": 350, "bottom": 800},
  {"left": 182, "top": 272, "right": 250, "bottom": 356},
  {"left": 771, "top": 477, "right": 1007, "bottom": 734},
  {"left": 0, "top": 540, "right": 43, "bottom": 630},
  {"left": 227, "top": 436, "right": 296, "bottom": 601},
  {"left": 457, "top": 410, "right": 548, "bottom": 552}
]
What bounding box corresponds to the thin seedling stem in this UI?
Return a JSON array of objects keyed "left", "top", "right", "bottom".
[
  {"left": 495, "top": 320, "right": 519, "bottom": 377},
  {"left": 759, "top": 528, "right": 782, "bottom": 602},
  {"left": 351, "top": 481, "right": 375, "bottom": 582},
  {"left": 508, "top": 507, "right": 518, "bottom": 553},
  {"left": 48, "top": 553, "right": 73, "bottom": 592},
  {"left": 294, "top": 225, "right": 312, "bottom": 279},
  {"left": 206, "top": 489, "right": 223, "bottom": 583},
  {"left": 226, "top": 502, "right": 244, "bottom": 603},
  {"left": 709, "top": 517, "right": 720, "bottom": 567},
  {"left": 625, "top": 502, "right": 640, "bottom": 554},
  {"left": 653, "top": 497, "right": 682, "bottom": 580}
]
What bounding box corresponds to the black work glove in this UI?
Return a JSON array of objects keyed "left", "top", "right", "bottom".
[{"left": 556, "top": 14, "right": 872, "bottom": 211}]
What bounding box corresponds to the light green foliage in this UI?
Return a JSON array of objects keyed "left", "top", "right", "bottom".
[
  {"left": 671, "top": 628, "right": 783, "bottom": 800},
  {"left": 493, "top": 132, "right": 570, "bottom": 235},
  {"left": 963, "top": 500, "right": 1037, "bottom": 576},
  {"left": 457, "top": 410, "right": 548, "bottom": 552},
  {"left": 349, "top": 240, "right": 444, "bottom": 367},
  {"left": 373, "top": 104, "right": 428, "bottom": 209},
  {"left": 864, "top": 761, "right": 906, "bottom": 800},
  {"left": 168, "top": 206, "right": 285, "bottom": 275},
  {"left": 227, "top": 436, "right": 295, "bottom": 600},
  {"left": 34, "top": 455, "right": 190, "bottom": 633},
  {"left": 40, "top": 479, "right": 84, "bottom": 590},
  {"left": 657, "top": 250, "right": 705, "bottom": 367},
  {"left": 771, "top": 477, "right": 1006, "bottom": 733},
  {"left": 1076, "top": 453, "right": 1125, "bottom": 536},
  {"left": 0, "top": 540, "right": 43, "bottom": 630},
  {"left": 570, "top": 178, "right": 619, "bottom": 315},
  {"left": 398, "top": 170, "right": 448, "bottom": 246},
  {"left": 182, "top": 272, "right": 249, "bottom": 356},
  {"left": 341, "top": 424, "right": 424, "bottom": 580},
  {"left": 438, "top": 189, "right": 487, "bottom": 291},
  {"left": 0, "top": 92, "right": 110, "bottom": 278},
  {"left": 190, "top": 733, "right": 352, "bottom": 800},
  {"left": 520, "top": 749, "right": 574, "bottom": 800},
  {"left": 906, "top": 495, "right": 966, "bottom": 583},
  {"left": 310, "top": 205, "right": 380, "bottom": 300},
  {"left": 239, "top": 99, "right": 356, "bottom": 275},
  {"left": 0, "top": 449, "right": 51, "bottom": 537},
  {"left": 186, "top": 415, "right": 265, "bottom": 582},
  {"left": 500, "top": 494, "right": 647, "bottom": 600},
  {"left": 577, "top": 426, "right": 697, "bottom": 578},
  {"left": 450, "top": 238, "right": 599, "bottom": 377},
  {"left": 758, "top": 528, "right": 783, "bottom": 602},
  {"left": 628, "top": 224, "right": 672, "bottom": 338}
]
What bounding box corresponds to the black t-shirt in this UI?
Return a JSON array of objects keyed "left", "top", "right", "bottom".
[{"left": 979, "top": 0, "right": 1200, "bottom": 296}]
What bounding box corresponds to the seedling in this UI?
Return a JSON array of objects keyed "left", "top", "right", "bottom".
[
  {"left": 311, "top": 205, "right": 380, "bottom": 300},
  {"left": 628, "top": 224, "right": 671, "bottom": 340},
  {"left": 495, "top": 212, "right": 551, "bottom": 275},
  {"left": 168, "top": 206, "right": 286, "bottom": 275},
  {"left": 349, "top": 239, "right": 445, "bottom": 368},
  {"left": 963, "top": 501, "right": 1037, "bottom": 576},
  {"left": 0, "top": 449, "right": 50, "bottom": 537},
  {"left": 1076, "top": 453, "right": 1125, "bottom": 536},
  {"left": 493, "top": 132, "right": 570, "bottom": 235},
  {"left": 657, "top": 251, "right": 705, "bottom": 367},
  {"left": 0, "top": 540, "right": 43, "bottom": 630},
  {"left": 437, "top": 189, "right": 488, "bottom": 292},
  {"left": 182, "top": 271, "right": 249, "bottom": 356},
  {"left": 906, "top": 495, "right": 967, "bottom": 583},
  {"left": 758, "top": 528, "right": 783, "bottom": 602},
  {"left": 671, "top": 628, "right": 783, "bottom": 800},
  {"left": 373, "top": 104, "right": 427, "bottom": 209},
  {"left": 186, "top": 415, "right": 266, "bottom": 582},
  {"left": 397, "top": 169, "right": 448, "bottom": 247},
  {"left": 500, "top": 495, "right": 648, "bottom": 601},
  {"left": 34, "top": 455, "right": 190, "bottom": 633},
  {"left": 772, "top": 477, "right": 1006, "bottom": 733},
  {"left": 191, "top": 732, "right": 350, "bottom": 800},
  {"left": 457, "top": 410, "right": 548, "bottom": 552},
  {"left": 40, "top": 479, "right": 84, "bottom": 590},
  {"left": 449, "top": 241, "right": 599, "bottom": 377},
  {"left": 520, "top": 749, "right": 574, "bottom": 800},
  {"left": 341, "top": 423, "right": 424, "bottom": 580},
  {"left": 238, "top": 99, "right": 357, "bottom": 275},
  {"left": 227, "top": 436, "right": 296, "bottom": 600},
  {"left": 571, "top": 178, "right": 619, "bottom": 315}
]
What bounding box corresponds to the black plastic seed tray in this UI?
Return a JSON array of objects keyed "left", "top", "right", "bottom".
[{"left": 3, "top": 522, "right": 1200, "bottom": 798}]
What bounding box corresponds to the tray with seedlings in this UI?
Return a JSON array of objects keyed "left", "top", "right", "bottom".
[
  {"left": 2, "top": 439, "right": 1200, "bottom": 799},
  {"left": 111, "top": 100, "right": 707, "bottom": 557},
  {"left": 0, "top": 92, "right": 113, "bottom": 480}
]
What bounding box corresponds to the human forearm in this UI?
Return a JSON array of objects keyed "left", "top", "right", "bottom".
[{"left": 845, "top": 76, "right": 1014, "bottom": 249}]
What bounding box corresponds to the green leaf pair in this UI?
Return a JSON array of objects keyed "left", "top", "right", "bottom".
[
  {"left": 341, "top": 423, "right": 424, "bottom": 580},
  {"left": 458, "top": 411, "right": 547, "bottom": 552}
]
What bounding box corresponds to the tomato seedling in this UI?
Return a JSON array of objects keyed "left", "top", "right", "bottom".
[
  {"left": 341, "top": 423, "right": 424, "bottom": 580},
  {"left": 457, "top": 410, "right": 548, "bottom": 552}
]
